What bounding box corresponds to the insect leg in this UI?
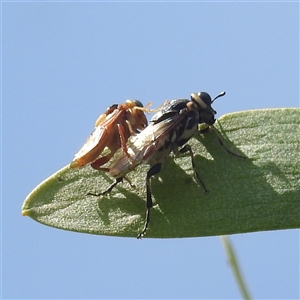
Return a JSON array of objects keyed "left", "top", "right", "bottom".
[
  {"left": 117, "top": 123, "right": 129, "bottom": 153},
  {"left": 137, "top": 163, "right": 162, "bottom": 239},
  {"left": 91, "top": 122, "right": 135, "bottom": 170},
  {"left": 87, "top": 177, "right": 123, "bottom": 196},
  {"left": 178, "top": 144, "right": 208, "bottom": 193},
  {"left": 91, "top": 152, "right": 115, "bottom": 170},
  {"left": 117, "top": 123, "right": 135, "bottom": 165},
  {"left": 125, "top": 119, "right": 135, "bottom": 136}
]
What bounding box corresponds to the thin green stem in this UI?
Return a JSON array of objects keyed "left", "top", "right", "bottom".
[{"left": 220, "top": 235, "right": 252, "bottom": 300}]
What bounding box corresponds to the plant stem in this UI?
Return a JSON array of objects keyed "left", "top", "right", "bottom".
[{"left": 220, "top": 235, "right": 252, "bottom": 300}]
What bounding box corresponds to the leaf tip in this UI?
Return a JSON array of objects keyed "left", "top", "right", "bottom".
[{"left": 22, "top": 209, "right": 30, "bottom": 216}]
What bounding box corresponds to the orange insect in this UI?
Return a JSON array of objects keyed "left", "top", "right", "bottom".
[{"left": 70, "top": 100, "right": 150, "bottom": 170}]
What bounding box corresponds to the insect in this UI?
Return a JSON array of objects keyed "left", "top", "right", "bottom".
[
  {"left": 70, "top": 100, "right": 150, "bottom": 170},
  {"left": 89, "top": 91, "right": 245, "bottom": 238}
]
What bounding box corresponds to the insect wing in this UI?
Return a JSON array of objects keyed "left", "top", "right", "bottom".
[
  {"left": 108, "top": 112, "right": 187, "bottom": 178},
  {"left": 150, "top": 99, "right": 188, "bottom": 123},
  {"left": 70, "top": 109, "right": 124, "bottom": 168},
  {"left": 133, "top": 118, "right": 175, "bottom": 160},
  {"left": 70, "top": 126, "right": 108, "bottom": 168}
]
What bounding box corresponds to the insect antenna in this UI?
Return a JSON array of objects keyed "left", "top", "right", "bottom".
[{"left": 212, "top": 91, "right": 226, "bottom": 103}]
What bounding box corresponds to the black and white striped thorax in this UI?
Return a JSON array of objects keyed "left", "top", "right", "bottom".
[{"left": 150, "top": 92, "right": 217, "bottom": 150}]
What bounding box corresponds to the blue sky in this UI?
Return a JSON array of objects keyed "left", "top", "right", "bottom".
[{"left": 3, "top": 2, "right": 299, "bottom": 299}]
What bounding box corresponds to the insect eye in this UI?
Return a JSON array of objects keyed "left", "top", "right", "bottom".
[
  {"left": 197, "top": 92, "right": 212, "bottom": 106},
  {"left": 191, "top": 92, "right": 212, "bottom": 109},
  {"left": 133, "top": 100, "right": 144, "bottom": 108},
  {"left": 126, "top": 99, "right": 144, "bottom": 108}
]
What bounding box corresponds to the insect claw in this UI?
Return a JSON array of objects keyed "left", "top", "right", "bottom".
[{"left": 136, "top": 231, "right": 144, "bottom": 239}]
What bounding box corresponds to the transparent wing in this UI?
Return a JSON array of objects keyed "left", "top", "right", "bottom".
[{"left": 108, "top": 112, "right": 187, "bottom": 178}]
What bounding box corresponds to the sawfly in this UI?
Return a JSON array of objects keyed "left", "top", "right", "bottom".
[{"left": 70, "top": 100, "right": 150, "bottom": 170}]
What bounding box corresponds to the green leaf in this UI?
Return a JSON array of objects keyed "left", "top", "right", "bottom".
[{"left": 22, "top": 108, "right": 300, "bottom": 238}]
